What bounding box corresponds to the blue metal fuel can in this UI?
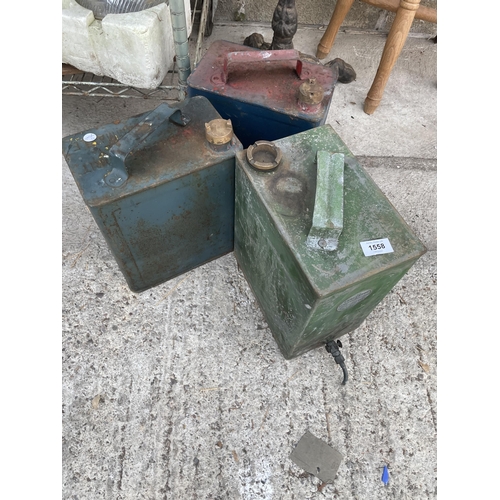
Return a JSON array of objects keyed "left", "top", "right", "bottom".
[
  {"left": 234, "top": 126, "right": 426, "bottom": 364},
  {"left": 187, "top": 40, "right": 338, "bottom": 148},
  {"left": 62, "top": 96, "right": 242, "bottom": 292}
]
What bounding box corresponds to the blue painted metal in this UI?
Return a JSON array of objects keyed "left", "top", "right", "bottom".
[
  {"left": 187, "top": 40, "right": 338, "bottom": 148},
  {"left": 62, "top": 96, "right": 242, "bottom": 292}
]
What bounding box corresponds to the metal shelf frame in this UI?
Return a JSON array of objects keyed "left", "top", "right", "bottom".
[
  {"left": 62, "top": 70, "right": 181, "bottom": 101},
  {"left": 62, "top": 0, "right": 212, "bottom": 101}
]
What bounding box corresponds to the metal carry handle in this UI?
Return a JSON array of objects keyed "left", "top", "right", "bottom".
[
  {"left": 105, "top": 103, "right": 188, "bottom": 187},
  {"left": 306, "top": 151, "right": 345, "bottom": 251},
  {"left": 221, "top": 49, "right": 306, "bottom": 83}
]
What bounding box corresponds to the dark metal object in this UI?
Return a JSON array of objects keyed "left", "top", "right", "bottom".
[
  {"left": 325, "top": 339, "right": 348, "bottom": 385},
  {"left": 62, "top": 96, "right": 242, "bottom": 292},
  {"left": 103, "top": 105, "right": 189, "bottom": 188},
  {"left": 242, "top": 0, "right": 356, "bottom": 85},
  {"left": 324, "top": 58, "right": 357, "bottom": 84},
  {"left": 243, "top": 33, "right": 271, "bottom": 50},
  {"left": 270, "top": 0, "right": 298, "bottom": 50}
]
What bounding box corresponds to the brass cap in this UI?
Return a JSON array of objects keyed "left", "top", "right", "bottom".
[
  {"left": 246, "top": 141, "right": 282, "bottom": 171},
  {"left": 205, "top": 119, "right": 233, "bottom": 145},
  {"left": 298, "top": 78, "right": 324, "bottom": 105}
]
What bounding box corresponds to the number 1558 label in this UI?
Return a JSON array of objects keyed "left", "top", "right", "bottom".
[{"left": 360, "top": 238, "right": 394, "bottom": 256}]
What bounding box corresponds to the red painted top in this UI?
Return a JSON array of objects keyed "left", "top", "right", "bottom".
[{"left": 187, "top": 40, "right": 337, "bottom": 120}]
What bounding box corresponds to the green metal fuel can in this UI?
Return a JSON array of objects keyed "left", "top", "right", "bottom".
[
  {"left": 234, "top": 125, "right": 426, "bottom": 363},
  {"left": 62, "top": 96, "right": 242, "bottom": 293}
]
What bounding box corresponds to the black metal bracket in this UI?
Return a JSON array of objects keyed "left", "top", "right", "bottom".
[{"left": 325, "top": 339, "right": 348, "bottom": 385}]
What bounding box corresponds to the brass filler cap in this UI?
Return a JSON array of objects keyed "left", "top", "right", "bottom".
[
  {"left": 205, "top": 119, "right": 233, "bottom": 145},
  {"left": 298, "top": 78, "right": 324, "bottom": 105},
  {"left": 247, "top": 141, "right": 282, "bottom": 171}
]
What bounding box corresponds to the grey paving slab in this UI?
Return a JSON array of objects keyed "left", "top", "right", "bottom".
[
  {"left": 359, "top": 157, "right": 437, "bottom": 251},
  {"left": 62, "top": 24, "right": 437, "bottom": 500}
]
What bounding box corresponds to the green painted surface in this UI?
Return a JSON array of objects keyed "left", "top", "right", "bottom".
[
  {"left": 234, "top": 125, "right": 426, "bottom": 359},
  {"left": 306, "top": 151, "right": 344, "bottom": 251}
]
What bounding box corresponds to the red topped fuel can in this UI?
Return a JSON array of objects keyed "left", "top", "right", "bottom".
[{"left": 187, "top": 40, "right": 338, "bottom": 148}]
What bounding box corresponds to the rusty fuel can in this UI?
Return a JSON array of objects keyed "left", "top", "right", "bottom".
[
  {"left": 186, "top": 40, "right": 338, "bottom": 148},
  {"left": 62, "top": 96, "right": 242, "bottom": 292},
  {"left": 234, "top": 126, "right": 426, "bottom": 378}
]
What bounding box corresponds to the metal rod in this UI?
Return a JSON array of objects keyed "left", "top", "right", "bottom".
[
  {"left": 194, "top": 0, "right": 210, "bottom": 66},
  {"left": 62, "top": 80, "right": 178, "bottom": 89},
  {"left": 169, "top": 0, "right": 192, "bottom": 100},
  {"left": 191, "top": 0, "right": 200, "bottom": 26},
  {"left": 62, "top": 79, "right": 180, "bottom": 100},
  {"left": 325, "top": 340, "right": 348, "bottom": 385}
]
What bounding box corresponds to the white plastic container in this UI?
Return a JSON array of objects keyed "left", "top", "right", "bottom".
[{"left": 62, "top": 0, "right": 192, "bottom": 89}]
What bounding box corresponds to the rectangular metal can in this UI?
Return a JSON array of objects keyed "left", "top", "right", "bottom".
[
  {"left": 234, "top": 125, "right": 426, "bottom": 359},
  {"left": 187, "top": 40, "right": 338, "bottom": 148},
  {"left": 62, "top": 96, "right": 242, "bottom": 292}
]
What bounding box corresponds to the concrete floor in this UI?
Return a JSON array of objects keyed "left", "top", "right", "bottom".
[
  {"left": 62, "top": 22, "right": 437, "bottom": 500},
  {"left": 213, "top": 0, "right": 437, "bottom": 35}
]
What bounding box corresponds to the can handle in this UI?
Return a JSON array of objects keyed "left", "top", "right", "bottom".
[
  {"left": 221, "top": 49, "right": 306, "bottom": 83},
  {"left": 105, "top": 103, "right": 188, "bottom": 187},
  {"left": 306, "top": 151, "right": 345, "bottom": 251}
]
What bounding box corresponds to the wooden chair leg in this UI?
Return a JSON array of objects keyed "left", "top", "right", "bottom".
[
  {"left": 316, "top": 0, "right": 355, "bottom": 59},
  {"left": 364, "top": 0, "right": 421, "bottom": 114}
]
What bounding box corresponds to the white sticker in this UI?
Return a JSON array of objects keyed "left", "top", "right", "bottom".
[
  {"left": 83, "top": 133, "right": 97, "bottom": 142},
  {"left": 360, "top": 238, "right": 394, "bottom": 256}
]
